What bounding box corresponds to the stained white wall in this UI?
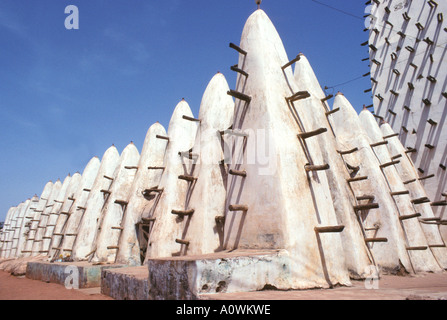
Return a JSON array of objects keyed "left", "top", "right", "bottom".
[{"left": 369, "top": 0, "right": 447, "bottom": 212}]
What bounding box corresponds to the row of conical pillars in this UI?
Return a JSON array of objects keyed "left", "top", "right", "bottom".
[{"left": 1, "top": 9, "right": 446, "bottom": 291}]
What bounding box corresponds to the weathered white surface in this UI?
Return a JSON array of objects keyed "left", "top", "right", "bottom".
[
  {"left": 4, "top": 205, "right": 22, "bottom": 258},
  {"left": 16, "top": 195, "right": 39, "bottom": 258},
  {"left": 47, "top": 172, "right": 82, "bottom": 259},
  {"left": 294, "top": 55, "right": 373, "bottom": 279},
  {"left": 10, "top": 199, "right": 32, "bottom": 258},
  {"left": 359, "top": 109, "right": 441, "bottom": 272},
  {"left": 177, "top": 73, "right": 234, "bottom": 256},
  {"left": 41, "top": 175, "right": 71, "bottom": 255},
  {"left": 370, "top": 1, "right": 447, "bottom": 216},
  {"left": 0, "top": 207, "right": 17, "bottom": 258},
  {"left": 222, "top": 10, "right": 350, "bottom": 289},
  {"left": 72, "top": 146, "right": 120, "bottom": 261},
  {"left": 31, "top": 179, "right": 62, "bottom": 256},
  {"left": 91, "top": 143, "right": 140, "bottom": 263},
  {"left": 23, "top": 181, "right": 53, "bottom": 257},
  {"left": 58, "top": 157, "right": 101, "bottom": 255},
  {"left": 115, "top": 123, "right": 168, "bottom": 266},
  {"left": 381, "top": 122, "right": 447, "bottom": 269},
  {"left": 332, "top": 93, "right": 412, "bottom": 274},
  {"left": 145, "top": 100, "right": 199, "bottom": 260}
]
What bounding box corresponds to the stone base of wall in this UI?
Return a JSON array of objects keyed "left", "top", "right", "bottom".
[
  {"left": 146, "top": 249, "right": 297, "bottom": 300},
  {"left": 26, "top": 261, "right": 125, "bottom": 289},
  {"left": 101, "top": 266, "right": 149, "bottom": 300}
]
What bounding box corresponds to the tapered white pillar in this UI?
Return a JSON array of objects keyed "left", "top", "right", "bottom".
[
  {"left": 360, "top": 109, "right": 441, "bottom": 273},
  {"left": 294, "top": 54, "right": 373, "bottom": 279},
  {"left": 48, "top": 172, "right": 82, "bottom": 260},
  {"left": 381, "top": 122, "right": 447, "bottom": 269},
  {"left": 115, "top": 124, "right": 168, "bottom": 266},
  {"left": 222, "top": 10, "right": 350, "bottom": 289},
  {"left": 23, "top": 181, "right": 53, "bottom": 257},
  {"left": 31, "top": 179, "right": 62, "bottom": 256},
  {"left": 145, "top": 99, "right": 199, "bottom": 260},
  {"left": 174, "top": 72, "right": 234, "bottom": 256},
  {"left": 331, "top": 93, "right": 412, "bottom": 274},
  {"left": 71, "top": 145, "right": 120, "bottom": 261},
  {"left": 40, "top": 175, "right": 72, "bottom": 256},
  {"left": 91, "top": 142, "right": 140, "bottom": 263}
]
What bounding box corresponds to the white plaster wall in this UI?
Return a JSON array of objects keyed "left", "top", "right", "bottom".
[
  {"left": 115, "top": 123, "right": 168, "bottom": 266},
  {"left": 23, "top": 181, "right": 53, "bottom": 257},
  {"left": 0, "top": 207, "right": 16, "bottom": 258},
  {"left": 11, "top": 199, "right": 31, "bottom": 258},
  {"left": 31, "top": 180, "right": 62, "bottom": 256},
  {"left": 295, "top": 55, "right": 373, "bottom": 279},
  {"left": 332, "top": 93, "right": 413, "bottom": 274},
  {"left": 360, "top": 109, "right": 441, "bottom": 272},
  {"left": 369, "top": 0, "right": 447, "bottom": 217},
  {"left": 71, "top": 146, "right": 120, "bottom": 261},
  {"left": 222, "top": 10, "right": 350, "bottom": 288},
  {"left": 47, "top": 172, "right": 81, "bottom": 259},
  {"left": 144, "top": 100, "right": 199, "bottom": 260},
  {"left": 381, "top": 122, "right": 447, "bottom": 267},
  {"left": 179, "top": 72, "right": 234, "bottom": 256},
  {"left": 91, "top": 143, "right": 140, "bottom": 263},
  {"left": 16, "top": 195, "right": 39, "bottom": 258},
  {"left": 41, "top": 175, "right": 71, "bottom": 255},
  {"left": 59, "top": 157, "right": 101, "bottom": 255}
]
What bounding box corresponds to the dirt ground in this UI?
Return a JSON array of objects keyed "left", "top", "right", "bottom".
[
  {"left": 1, "top": 268, "right": 447, "bottom": 300},
  {"left": 0, "top": 270, "right": 113, "bottom": 300}
]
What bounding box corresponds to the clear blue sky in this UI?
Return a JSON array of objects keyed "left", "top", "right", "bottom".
[{"left": 0, "top": 0, "right": 372, "bottom": 222}]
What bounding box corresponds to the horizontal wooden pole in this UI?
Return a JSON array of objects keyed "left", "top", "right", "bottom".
[
  {"left": 325, "top": 108, "right": 340, "bottom": 116},
  {"left": 347, "top": 176, "right": 368, "bottom": 183},
  {"left": 229, "top": 204, "right": 248, "bottom": 212},
  {"left": 399, "top": 213, "right": 422, "bottom": 221},
  {"left": 418, "top": 174, "right": 435, "bottom": 181},
  {"left": 370, "top": 140, "right": 388, "bottom": 148},
  {"left": 281, "top": 54, "right": 301, "bottom": 70},
  {"left": 227, "top": 89, "right": 251, "bottom": 102},
  {"left": 356, "top": 195, "right": 375, "bottom": 201},
  {"left": 178, "top": 175, "right": 197, "bottom": 182},
  {"left": 287, "top": 91, "right": 311, "bottom": 102},
  {"left": 115, "top": 200, "right": 129, "bottom": 206},
  {"left": 171, "top": 209, "right": 195, "bottom": 216},
  {"left": 229, "top": 169, "right": 247, "bottom": 177},
  {"left": 337, "top": 148, "right": 359, "bottom": 155},
  {"left": 175, "top": 239, "right": 190, "bottom": 246},
  {"left": 314, "top": 225, "right": 345, "bottom": 233},
  {"left": 229, "top": 42, "right": 247, "bottom": 56},
  {"left": 297, "top": 127, "right": 327, "bottom": 140},
  {"left": 305, "top": 164, "right": 330, "bottom": 172},
  {"left": 411, "top": 197, "right": 431, "bottom": 204},
  {"left": 182, "top": 115, "right": 201, "bottom": 122},
  {"left": 380, "top": 160, "right": 400, "bottom": 168},
  {"left": 230, "top": 65, "right": 248, "bottom": 77},
  {"left": 390, "top": 190, "right": 410, "bottom": 196},
  {"left": 156, "top": 135, "right": 170, "bottom": 141},
  {"left": 354, "top": 203, "right": 379, "bottom": 211},
  {"left": 365, "top": 238, "right": 388, "bottom": 243},
  {"left": 406, "top": 246, "right": 427, "bottom": 251}
]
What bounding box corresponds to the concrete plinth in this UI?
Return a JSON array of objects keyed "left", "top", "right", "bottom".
[
  {"left": 146, "top": 249, "right": 338, "bottom": 300},
  {"left": 26, "top": 261, "right": 125, "bottom": 289},
  {"left": 101, "top": 266, "right": 149, "bottom": 300}
]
